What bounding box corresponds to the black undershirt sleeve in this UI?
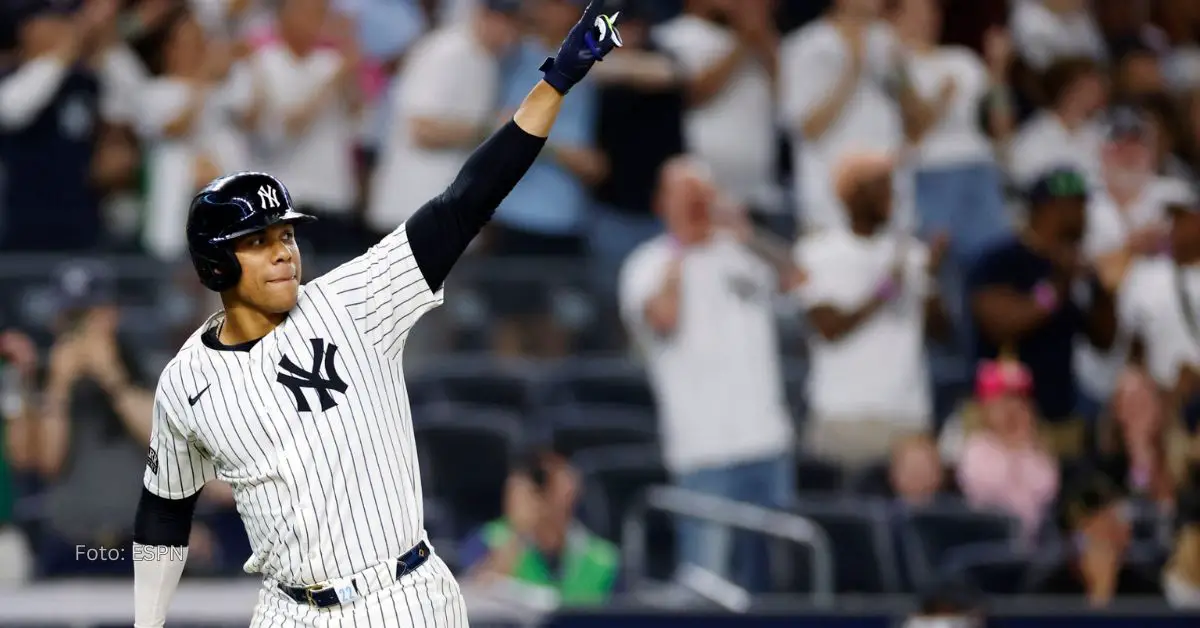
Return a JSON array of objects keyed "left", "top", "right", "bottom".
[
  {"left": 406, "top": 119, "right": 548, "bottom": 292},
  {"left": 132, "top": 487, "right": 201, "bottom": 547}
]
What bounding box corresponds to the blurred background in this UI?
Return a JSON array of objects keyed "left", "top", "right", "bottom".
[{"left": 5, "top": 0, "right": 1200, "bottom": 625}]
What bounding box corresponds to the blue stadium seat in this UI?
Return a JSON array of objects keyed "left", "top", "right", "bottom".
[
  {"left": 790, "top": 496, "right": 901, "bottom": 594},
  {"left": 900, "top": 500, "right": 1022, "bottom": 587},
  {"left": 549, "top": 406, "right": 659, "bottom": 458},
  {"left": 940, "top": 542, "right": 1036, "bottom": 595},
  {"left": 572, "top": 444, "right": 674, "bottom": 581},
  {"left": 544, "top": 358, "right": 655, "bottom": 410},
  {"left": 413, "top": 409, "right": 523, "bottom": 537},
  {"left": 411, "top": 356, "right": 542, "bottom": 415}
]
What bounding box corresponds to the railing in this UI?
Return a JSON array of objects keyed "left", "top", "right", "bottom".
[{"left": 620, "top": 485, "right": 835, "bottom": 609}]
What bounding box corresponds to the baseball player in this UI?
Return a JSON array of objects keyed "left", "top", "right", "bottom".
[{"left": 130, "top": 3, "right": 623, "bottom": 626}]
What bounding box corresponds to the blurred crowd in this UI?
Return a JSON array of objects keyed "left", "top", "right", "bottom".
[{"left": 4, "top": 0, "right": 1200, "bottom": 615}]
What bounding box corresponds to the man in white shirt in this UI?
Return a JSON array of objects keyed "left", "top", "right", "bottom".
[
  {"left": 1008, "top": 57, "right": 1108, "bottom": 187},
  {"left": 654, "top": 0, "right": 778, "bottom": 220},
  {"left": 795, "top": 151, "right": 949, "bottom": 466},
  {"left": 780, "top": 0, "right": 927, "bottom": 232},
  {"left": 619, "top": 157, "right": 798, "bottom": 593},
  {"left": 251, "top": 0, "right": 364, "bottom": 253},
  {"left": 1010, "top": 0, "right": 1107, "bottom": 71},
  {"left": 1119, "top": 188, "right": 1200, "bottom": 402},
  {"left": 1076, "top": 106, "right": 1180, "bottom": 417},
  {"left": 366, "top": 0, "right": 520, "bottom": 235}
]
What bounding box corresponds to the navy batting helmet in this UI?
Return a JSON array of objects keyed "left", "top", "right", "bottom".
[{"left": 187, "top": 172, "right": 316, "bottom": 292}]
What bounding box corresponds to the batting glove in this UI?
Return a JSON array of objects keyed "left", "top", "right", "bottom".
[{"left": 539, "top": 0, "right": 623, "bottom": 95}]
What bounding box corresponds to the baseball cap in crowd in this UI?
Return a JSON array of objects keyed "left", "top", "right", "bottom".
[
  {"left": 53, "top": 260, "right": 116, "bottom": 313},
  {"left": 1103, "top": 104, "right": 1152, "bottom": 142},
  {"left": 975, "top": 359, "right": 1033, "bottom": 403},
  {"left": 1025, "top": 167, "right": 1089, "bottom": 205}
]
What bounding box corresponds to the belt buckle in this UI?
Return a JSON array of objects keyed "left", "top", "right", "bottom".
[{"left": 304, "top": 584, "right": 327, "bottom": 608}]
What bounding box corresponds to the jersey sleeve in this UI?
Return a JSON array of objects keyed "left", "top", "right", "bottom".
[
  {"left": 317, "top": 223, "right": 443, "bottom": 360},
  {"left": 144, "top": 386, "right": 217, "bottom": 500}
]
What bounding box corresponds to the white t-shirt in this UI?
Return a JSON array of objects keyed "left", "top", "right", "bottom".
[
  {"left": 1119, "top": 257, "right": 1200, "bottom": 390},
  {"left": 250, "top": 43, "right": 358, "bottom": 212},
  {"left": 1010, "top": 1, "right": 1107, "bottom": 70},
  {"left": 1008, "top": 111, "right": 1104, "bottom": 187},
  {"left": 780, "top": 19, "right": 904, "bottom": 231},
  {"left": 619, "top": 233, "right": 794, "bottom": 474},
  {"left": 655, "top": 15, "right": 776, "bottom": 210},
  {"left": 366, "top": 26, "right": 498, "bottom": 232},
  {"left": 906, "top": 46, "right": 994, "bottom": 169},
  {"left": 794, "top": 229, "right": 932, "bottom": 424},
  {"left": 1074, "top": 179, "right": 1177, "bottom": 398},
  {"left": 138, "top": 68, "right": 256, "bottom": 259}
]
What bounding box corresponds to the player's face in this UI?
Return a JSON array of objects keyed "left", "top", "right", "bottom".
[{"left": 232, "top": 224, "right": 302, "bottom": 314}]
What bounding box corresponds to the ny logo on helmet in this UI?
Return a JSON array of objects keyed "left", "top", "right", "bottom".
[{"left": 258, "top": 185, "right": 280, "bottom": 210}]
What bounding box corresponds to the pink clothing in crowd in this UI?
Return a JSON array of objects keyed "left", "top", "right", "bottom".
[
  {"left": 245, "top": 27, "right": 387, "bottom": 100},
  {"left": 957, "top": 432, "right": 1059, "bottom": 543}
]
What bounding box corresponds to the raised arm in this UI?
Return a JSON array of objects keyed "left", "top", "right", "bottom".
[
  {"left": 316, "top": 1, "right": 623, "bottom": 360},
  {"left": 132, "top": 384, "right": 217, "bottom": 628}
]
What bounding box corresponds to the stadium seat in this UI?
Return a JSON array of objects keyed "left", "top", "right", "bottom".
[
  {"left": 548, "top": 406, "right": 659, "bottom": 458},
  {"left": 789, "top": 496, "right": 901, "bottom": 594},
  {"left": 940, "top": 542, "right": 1036, "bottom": 595},
  {"left": 411, "top": 356, "right": 542, "bottom": 415},
  {"left": 544, "top": 358, "right": 656, "bottom": 410},
  {"left": 572, "top": 444, "right": 674, "bottom": 581},
  {"left": 794, "top": 456, "right": 845, "bottom": 493},
  {"left": 413, "top": 410, "right": 523, "bottom": 537},
  {"left": 846, "top": 461, "right": 891, "bottom": 496},
  {"left": 900, "top": 500, "right": 1021, "bottom": 587}
]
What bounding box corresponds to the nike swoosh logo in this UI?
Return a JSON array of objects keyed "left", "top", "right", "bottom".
[{"left": 188, "top": 385, "right": 211, "bottom": 407}]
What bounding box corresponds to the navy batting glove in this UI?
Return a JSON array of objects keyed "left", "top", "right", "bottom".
[{"left": 539, "top": 0, "right": 623, "bottom": 95}]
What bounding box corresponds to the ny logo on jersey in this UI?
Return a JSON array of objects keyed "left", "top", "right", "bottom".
[
  {"left": 258, "top": 185, "right": 280, "bottom": 210},
  {"left": 277, "top": 338, "right": 349, "bottom": 412}
]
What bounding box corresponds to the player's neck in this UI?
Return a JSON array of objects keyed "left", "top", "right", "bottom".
[{"left": 219, "top": 303, "right": 287, "bottom": 346}]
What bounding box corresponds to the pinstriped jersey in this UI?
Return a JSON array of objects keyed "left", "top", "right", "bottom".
[{"left": 144, "top": 224, "right": 442, "bottom": 586}]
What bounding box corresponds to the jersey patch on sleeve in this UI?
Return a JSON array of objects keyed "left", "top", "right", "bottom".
[{"left": 146, "top": 447, "right": 159, "bottom": 475}]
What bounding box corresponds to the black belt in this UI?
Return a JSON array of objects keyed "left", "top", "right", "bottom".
[{"left": 278, "top": 540, "right": 431, "bottom": 608}]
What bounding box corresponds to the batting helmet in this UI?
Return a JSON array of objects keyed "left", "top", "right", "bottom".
[{"left": 187, "top": 172, "right": 316, "bottom": 293}]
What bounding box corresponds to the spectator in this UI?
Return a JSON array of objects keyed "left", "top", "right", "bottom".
[
  {"left": 795, "top": 151, "right": 950, "bottom": 467},
  {"left": 619, "top": 157, "right": 798, "bottom": 593},
  {"left": 0, "top": 328, "right": 38, "bottom": 583},
  {"left": 138, "top": 6, "right": 257, "bottom": 261},
  {"left": 249, "top": 0, "right": 363, "bottom": 254},
  {"left": 957, "top": 358, "right": 1059, "bottom": 544},
  {"left": 781, "top": 0, "right": 926, "bottom": 232},
  {"left": 0, "top": 0, "right": 126, "bottom": 251},
  {"left": 460, "top": 451, "right": 619, "bottom": 606},
  {"left": 588, "top": 3, "right": 686, "bottom": 301},
  {"left": 1009, "top": 0, "right": 1106, "bottom": 72},
  {"left": 889, "top": 433, "right": 951, "bottom": 508},
  {"left": 1117, "top": 189, "right": 1200, "bottom": 413},
  {"left": 1095, "top": 369, "right": 1186, "bottom": 508},
  {"left": 1110, "top": 38, "right": 1168, "bottom": 101},
  {"left": 966, "top": 168, "right": 1117, "bottom": 460},
  {"left": 488, "top": 0, "right": 607, "bottom": 358},
  {"left": 893, "top": 0, "right": 1014, "bottom": 257},
  {"left": 26, "top": 261, "right": 153, "bottom": 576},
  {"left": 1164, "top": 467, "right": 1200, "bottom": 608},
  {"left": 366, "top": 0, "right": 519, "bottom": 238},
  {"left": 654, "top": 0, "right": 778, "bottom": 224},
  {"left": 1030, "top": 472, "right": 1162, "bottom": 605},
  {"left": 1007, "top": 57, "right": 1108, "bottom": 187},
  {"left": 1076, "top": 106, "right": 1175, "bottom": 419}
]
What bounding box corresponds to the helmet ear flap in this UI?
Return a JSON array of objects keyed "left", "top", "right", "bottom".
[{"left": 194, "top": 246, "right": 242, "bottom": 293}]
